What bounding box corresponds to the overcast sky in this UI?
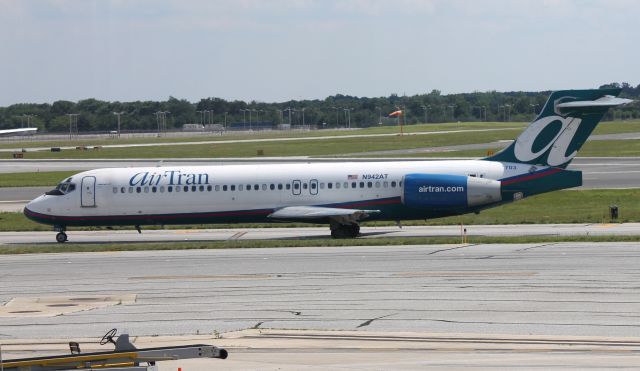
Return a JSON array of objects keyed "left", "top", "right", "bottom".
[{"left": 0, "top": 0, "right": 637, "bottom": 106}]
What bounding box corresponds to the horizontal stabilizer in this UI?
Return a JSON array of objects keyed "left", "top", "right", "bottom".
[{"left": 556, "top": 95, "right": 633, "bottom": 108}]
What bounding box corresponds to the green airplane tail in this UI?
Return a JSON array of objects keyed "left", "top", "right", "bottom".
[{"left": 485, "top": 88, "right": 632, "bottom": 168}]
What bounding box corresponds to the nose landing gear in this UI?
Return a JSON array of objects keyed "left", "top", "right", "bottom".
[
  {"left": 54, "top": 225, "right": 68, "bottom": 243},
  {"left": 56, "top": 232, "right": 68, "bottom": 243}
]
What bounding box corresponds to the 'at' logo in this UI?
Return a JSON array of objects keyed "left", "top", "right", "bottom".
[{"left": 513, "top": 115, "right": 582, "bottom": 166}]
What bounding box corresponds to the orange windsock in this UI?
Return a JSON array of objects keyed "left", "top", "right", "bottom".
[{"left": 388, "top": 110, "right": 403, "bottom": 117}]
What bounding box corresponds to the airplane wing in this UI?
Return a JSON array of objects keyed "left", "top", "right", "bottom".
[
  {"left": 0, "top": 128, "right": 37, "bottom": 135},
  {"left": 268, "top": 206, "right": 380, "bottom": 224}
]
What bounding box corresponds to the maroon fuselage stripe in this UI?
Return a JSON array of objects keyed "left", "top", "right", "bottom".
[{"left": 501, "top": 168, "right": 562, "bottom": 186}]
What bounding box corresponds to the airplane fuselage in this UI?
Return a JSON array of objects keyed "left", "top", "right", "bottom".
[{"left": 24, "top": 160, "right": 528, "bottom": 227}]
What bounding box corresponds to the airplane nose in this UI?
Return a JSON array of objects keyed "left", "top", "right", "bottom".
[{"left": 24, "top": 195, "right": 46, "bottom": 215}]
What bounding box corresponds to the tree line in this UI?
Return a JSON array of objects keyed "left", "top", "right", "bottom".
[{"left": 1, "top": 82, "right": 638, "bottom": 132}]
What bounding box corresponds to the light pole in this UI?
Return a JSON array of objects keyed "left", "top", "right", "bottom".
[
  {"left": 196, "top": 110, "right": 204, "bottom": 126},
  {"left": 66, "top": 113, "right": 79, "bottom": 139},
  {"left": 504, "top": 104, "right": 511, "bottom": 122},
  {"left": 284, "top": 107, "right": 295, "bottom": 126},
  {"left": 343, "top": 108, "right": 353, "bottom": 128},
  {"left": 300, "top": 107, "right": 305, "bottom": 127},
  {"left": 448, "top": 105, "right": 456, "bottom": 122},
  {"left": 155, "top": 111, "right": 170, "bottom": 137},
  {"left": 22, "top": 114, "right": 36, "bottom": 128},
  {"left": 376, "top": 107, "right": 382, "bottom": 125},
  {"left": 331, "top": 106, "right": 340, "bottom": 127},
  {"left": 421, "top": 105, "right": 430, "bottom": 124},
  {"left": 240, "top": 109, "right": 247, "bottom": 129},
  {"left": 224, "top": 112, "right": 228, "bottom": 129},
  {"left": 113, "top": 111, "right": 124, "bottom": 137},
  {"left": 530, "top": 104, "right": 538, "bottom": 119}
]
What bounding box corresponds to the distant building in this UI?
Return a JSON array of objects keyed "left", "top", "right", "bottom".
[{"left": 182, "top": 124, "right": 205, "bottom": 131}]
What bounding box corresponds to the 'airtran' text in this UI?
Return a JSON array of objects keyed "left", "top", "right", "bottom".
[{"left": 129, "top": 170, "right": 210, "bottom": 186}]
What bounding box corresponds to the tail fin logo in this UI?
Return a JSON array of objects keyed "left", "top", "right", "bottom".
[{"left": 513, "top": 115, "right": 582, "bottom": 167}]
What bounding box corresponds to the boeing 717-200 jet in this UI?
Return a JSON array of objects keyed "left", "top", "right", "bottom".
[{"left": 24, "top": 89, "right": 632, "bottom": 242}]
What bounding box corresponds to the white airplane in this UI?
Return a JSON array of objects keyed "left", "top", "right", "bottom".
[
  {"left": 25, "top": 89, "right": 632, "bottom": 243},
  {"left": 0, "top": 127, "right": 37, "bottom": 135}
]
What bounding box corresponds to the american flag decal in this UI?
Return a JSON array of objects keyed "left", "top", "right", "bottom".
[{"left": 347, "top": 174, "right": 358, "bottom": 180}]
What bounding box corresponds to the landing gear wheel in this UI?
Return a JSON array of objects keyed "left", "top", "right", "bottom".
[
  {"left": 330, "top": 224, "right": 360, "bottom": 239},
  {"left": 56, "top": 232, "right": 68, "bottom": 243}
]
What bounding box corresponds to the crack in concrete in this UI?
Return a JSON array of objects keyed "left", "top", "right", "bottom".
[
  {"left": 356, "top": 313, "right": 395, "bottom": 328},
  {"left": 516, "top": 243, "right": 556, "bottom": 252},
  {"left": 251, "top": 321, "right": 265, "bottom": 329},
  {"left": 427, "top": 245, "right": 466, "bottom": 256}
]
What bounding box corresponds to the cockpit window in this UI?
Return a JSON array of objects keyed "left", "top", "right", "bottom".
[{"left": 46, "top": 182, "right": 76, "bottom": 196}]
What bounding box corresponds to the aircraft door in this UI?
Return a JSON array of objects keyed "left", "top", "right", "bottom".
[
  {"left": 81, "top": 176, "right": 96, "bottom": 207},
  {"left": 310, "top": 179, "right": 318, "bottom": 195},
  {"left": 292, "top": 180, "right": 301, "bottom": 195}
]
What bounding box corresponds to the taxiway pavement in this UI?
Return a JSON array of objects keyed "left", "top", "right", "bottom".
[
  {"left": 1, "top": 223, "right": 639, "bottom": 244},
  {"left": 0, "top": 242, "right": 639, "bottom": 338},
  {"left": 1, "top": 242, "right": 640, "bottom": 370}
]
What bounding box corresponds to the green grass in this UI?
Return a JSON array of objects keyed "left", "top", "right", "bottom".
[
  {"left": 3, "top": 128, "right": 523, "bottom": 159},
  {"left": 592, "top": 120, "right": 640, "bottom": 135},
  {"left": 2, "top": 189, "right": 638, "bottom": 232},
  {"left": 3, "top": 234, "right": 640, "bottom": 254},
  {"left": 0, "top": 171, "right": 79, "bottom": 187},
  {"left": 0, "top": 122, "right": 522, "bottom": 150}
]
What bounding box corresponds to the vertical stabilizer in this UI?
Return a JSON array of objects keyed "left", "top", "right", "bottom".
[{"left": 485, "top": 88, "right": 632, "bottom": 168}]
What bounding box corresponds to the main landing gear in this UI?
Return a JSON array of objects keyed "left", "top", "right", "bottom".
[
  {"left": 54, "top": 225, "right": 68, "bottom": 243},
  {"left": 330, "top": 222, "right": 360, "bottom": 239}
]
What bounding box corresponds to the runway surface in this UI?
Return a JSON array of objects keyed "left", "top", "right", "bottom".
[
  {"left": 1, "top": 223, "right": 640, "bottom": 244},
  {"left": 0, "top": 242, "right": 639, "bottom": 341}
]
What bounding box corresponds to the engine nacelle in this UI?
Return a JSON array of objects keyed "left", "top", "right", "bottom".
[{"left": 402, "top": 173, "right": 502, "bottom": 209}]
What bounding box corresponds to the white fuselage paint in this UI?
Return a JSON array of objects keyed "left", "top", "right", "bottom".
[{"left": 25, "top": 160, "right": 531, "bottom": 222}]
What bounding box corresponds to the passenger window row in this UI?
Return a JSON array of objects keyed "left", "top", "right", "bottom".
[{"left": 112, "top": 181, "right": 402, "bottom": 195}]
